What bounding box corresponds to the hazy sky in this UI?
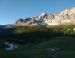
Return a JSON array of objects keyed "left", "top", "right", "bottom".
[{"left": 0, "top": 0, "right": 75, "bottom": 25}]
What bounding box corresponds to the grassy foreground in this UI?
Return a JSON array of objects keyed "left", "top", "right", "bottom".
[{"left": 0, "top": 36, "right": 75, "bottom": 58}]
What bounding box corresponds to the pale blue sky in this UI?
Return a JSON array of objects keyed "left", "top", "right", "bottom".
[{"left": 0, "top": 0, "right": 75, "bottom": 25}]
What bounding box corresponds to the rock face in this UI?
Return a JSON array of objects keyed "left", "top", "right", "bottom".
[{"left": 15, "top": 7, "right": 75, "bottom": 26}]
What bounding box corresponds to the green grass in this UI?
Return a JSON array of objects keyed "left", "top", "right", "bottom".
[{"left": 0, "top": 36, "right": 75, "bottom": 58}]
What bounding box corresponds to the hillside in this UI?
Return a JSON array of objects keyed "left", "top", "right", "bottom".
[{"left": 0, "top": 25, "right": 75, "bottom": 58}]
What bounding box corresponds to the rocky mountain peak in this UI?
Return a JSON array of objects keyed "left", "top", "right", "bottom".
[
  {"left": 40, "top": 12, "right": 47, "bottom": 16},
  {"left": 39, "top": 12, "right": 48, "bottom": 19},
  {"left": 60, "top": 7, "right": 75, "bottom": 15}
]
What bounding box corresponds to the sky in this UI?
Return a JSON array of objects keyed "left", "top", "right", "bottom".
[{"left": 0, "top": 0, "right": 75, "bottom": 25}]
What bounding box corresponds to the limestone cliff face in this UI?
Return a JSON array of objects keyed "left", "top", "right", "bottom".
[{"left": 15, "top": 7, "right": 75, "bottom": 26}]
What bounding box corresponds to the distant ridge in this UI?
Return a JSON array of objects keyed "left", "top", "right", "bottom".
[{"left": 14, "top": 7, "right": 75, "bottom": 26}]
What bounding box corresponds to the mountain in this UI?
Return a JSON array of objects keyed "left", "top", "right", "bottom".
[{"left": 15, "top": 7, "right": 75, "bottom": 26}]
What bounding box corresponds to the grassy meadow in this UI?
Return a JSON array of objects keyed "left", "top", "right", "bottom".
[{"left": 0, "top": 25, "right": 75, "bottom": 58}]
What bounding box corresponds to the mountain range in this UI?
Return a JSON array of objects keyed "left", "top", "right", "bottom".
[
  {"left": 4, "top": 7, "right": 75, "bottom": 27},
  {"left": 15, "top": 7, "right": 75, "bottom": 26}
]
